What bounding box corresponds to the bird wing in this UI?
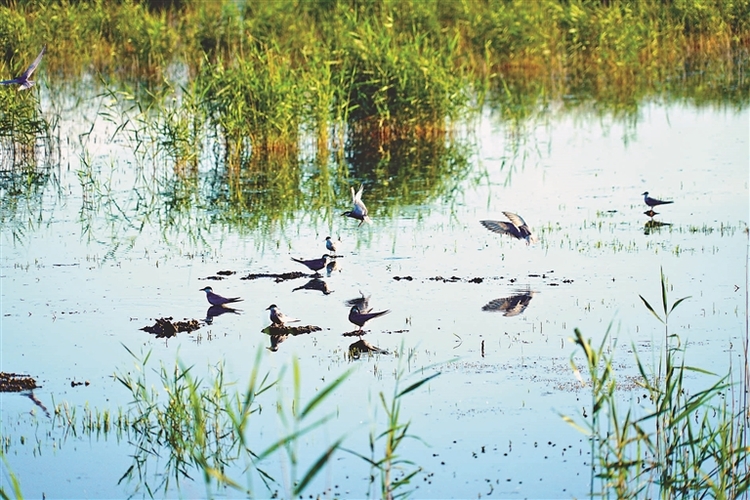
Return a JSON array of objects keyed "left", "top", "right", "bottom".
[
  {"left": 502, "top": 212, "right": 527, "bottom": 229},
  {"left": 20, "top": 46, "right": 45, "bottom": 79},
  {"left": 480, "top": 220, "right": 516, "bottom": 236},
  {"left": 0, "top": 78, "right": 20, "bottom": 85}
]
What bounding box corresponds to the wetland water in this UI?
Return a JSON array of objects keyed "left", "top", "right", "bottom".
[{"left": 1, "top": 90, "right": 748, "bottom": 498}]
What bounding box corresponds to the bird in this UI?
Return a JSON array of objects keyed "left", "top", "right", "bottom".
[
  {"left": 199, "top": 286, "right": 242, "bottom": 306},
  {"left": 0, "top": 46, "right": 46, "bottom": 91},
  {"left": 325, "top": 236, "right": 340, "bottom": 255},
  {"left": 266, "top": 304, "right": 300, "bottom": 326},
  {"left": 480, "top": 212, "right": 537, "bottom": 244},
  {"left": 291, "top": 254, "right": 331, "bottom": 275},
  {"left": 342, "top": 184, "right": 372, "bottom": 226},
  {"left": 346, "top": 291, "right": 372, "bottom": 314},
  {"left": 642, "top": 192, "right": 673, "bottom": 208},
  {"left": 348, "top": 305, "right": 390, "bottom": 331}
]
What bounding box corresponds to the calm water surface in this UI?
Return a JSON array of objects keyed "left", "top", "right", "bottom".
[{"left": 1, "top": 92, "right": 748, "bottom": 498}]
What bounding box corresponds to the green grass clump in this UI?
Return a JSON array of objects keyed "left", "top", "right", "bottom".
[{"left": 565, "top": 269, "right": 749, "bottom": 498}]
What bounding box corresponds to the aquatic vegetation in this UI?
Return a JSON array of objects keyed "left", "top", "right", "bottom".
[{"left": 564, "top": 270, "right": 749, "bottom": 497}]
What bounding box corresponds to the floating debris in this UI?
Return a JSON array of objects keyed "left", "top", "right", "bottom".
[
  {"left": 261, "top": 324, "right": 322, "bottom": 352},
  {"left": 140, "top": 317, "right": 201, "bottom": 338},
  {"left": 241, "top": 271, "right": 307, "bottom": 282},
  {"left": 0, "top": 372, "right": 39, "bottom": 392}
]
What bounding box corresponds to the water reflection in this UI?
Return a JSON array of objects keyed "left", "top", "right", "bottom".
[
  {"left": 205, "top": 304, "right": 240, "bottom": 324},
  {"left": 261, "top": 324, "right": 322, "bottom": 352},
  {"left": 481, "top": 291, "right": 536, "bottom": 317},
  {"left": 644, "top": 219, "right": 673, "bottom": 235},
  {"left": 292, "top": 278, "right": 334, "bottom": 295}
]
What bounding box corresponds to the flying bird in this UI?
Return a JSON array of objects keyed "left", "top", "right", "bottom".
[
  {"left": 291, "top": 254, "right": 331, "bottom": 275},
  {"left": 266, "top": 304, "right": 300, "bottom": 326},
  {"left": 199, "top": 286, "right": 243, "bottom": 306},
  {"left": 348, "top": 305, "right": 390, "bottom": 331},
  {"left": 0, "top": 46, "right": 46, "bottom": 91},
  {"left": 480, "top": 212, "right": 537, "bottom": 244},
  {"left": 342, "top": 184, "right": 372, "bottom": 226},
  {"left": 642, "top": 192, "right": 673, "bottom": 209}
]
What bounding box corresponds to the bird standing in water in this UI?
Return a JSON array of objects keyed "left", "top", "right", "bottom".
[
  {"left": 200, "top": 286, "right": 243, "bottom": 306},
  {"left": 291, "top": 254, "right": 331, "bottom": 275},
  {"left": 342, "top": 184, "right": 372, "bottom": 226},
  {"left": 480, "top": 212, "right": 537, "bottom": 245},
  {"left": 642, "top": 192, "right": 673, "bottom": 209},
  {"left": 325, "top": 236, "right": 340, "bottom": 256},
  {"left": 348, "top": 305, "right": 390, "bottom": 331},
  {"left": 0, "top": 46, "right": 46, "bottom": 91},
  {"left": 266, "top": 304, "right": 300, "bottom": 326}
]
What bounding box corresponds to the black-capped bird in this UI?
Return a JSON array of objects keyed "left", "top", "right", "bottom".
[
  {"left": 266, "top": 304, "right": 300, "bottom": 326},
  {"left": 291, "top": 254, "right": 332, "bottom": 275},
  {"left": 642, "top": 192, "right": 673, "bottom": 209},
  {"left": 1, "top": 46, "right": 46, "bottom": 91},
  {"left": 199, "top": 286, "right": 243, "bottom": 306},
  {"left": 480, "top": 212, "right": 537, "bottom": 245},
  {"left": 348, "top": 305, "right": 390, "bottom": 331}
]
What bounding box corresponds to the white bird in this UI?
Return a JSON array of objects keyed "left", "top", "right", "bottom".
[
  {"left": 266, "top": 304, "right": 300, "bottom": 326},
  {"left": 200, "top": 286, "right": 243, "bottom": 306},
  {"left": 325, "top": 236, "right": 340, "bottom": 255},
  {"left": 0, "top": 46, "right": 46, "bottom": 91},
  {"left": 342, "top": 184, "right": 372, "bottom": 226},
  {"left": 480, "top": 212, "right": 537, "bottom": 245}
]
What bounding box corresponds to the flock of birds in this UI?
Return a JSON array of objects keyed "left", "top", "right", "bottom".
[
  {"left": 0, "top": 47, "right": 674, "bottom": 336},
  {"left": 196, "top": 184, "right": 674, "bottom": 336}
]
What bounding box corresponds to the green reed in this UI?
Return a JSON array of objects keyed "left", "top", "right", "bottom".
[{"left": 565, "top": 270, "right": 749, "bottom": 498}]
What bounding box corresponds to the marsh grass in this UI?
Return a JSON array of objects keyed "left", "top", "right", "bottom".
[{"left": 565, "top": 270, "right": 749, "bottom": 497}]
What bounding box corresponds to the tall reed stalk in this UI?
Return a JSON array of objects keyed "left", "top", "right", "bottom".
[{"left": 565, "top": 270, "right": 749, "bottom": 498}]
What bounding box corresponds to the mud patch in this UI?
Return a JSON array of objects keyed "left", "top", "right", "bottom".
[
  {"left": 242, "top": 271, "right": 307, "bottom": 282},
  {"left": 0, "top": 372, "right": 39, "bottom": 392},
  {"left": 261, "top": 324, "right": 323, "bottom": 351},
  {"left": 140, "top": 317, "right": 201, "bottom": 338}
]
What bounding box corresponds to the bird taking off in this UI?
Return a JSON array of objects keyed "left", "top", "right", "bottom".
[
  {"left": 342, "top": 184, "right": 372, "bottom": 226},
  {"left": 0, "top": 46, "right": 46, "bottom": 91}
]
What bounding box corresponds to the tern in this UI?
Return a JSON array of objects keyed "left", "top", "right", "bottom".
[
  {"left": 642, "top": 192, "right": 673, "bottom": 208},
  {"left": 348, "top": 305, "right": 390, "bottom": 330},
  {"left": 325, "top": 236, "right": 340, "bottom": 255},
  {"left": 199, "top": 286, "right": 243, "bottom": 306},
  {"left": 266, "top": 304, "right": 300, "bottom": 326},
  {"left": 342, "top": 184, "right": 372, "bottom": 226},
  {"left": 480, "top": 212, "right": 537, "bottom": 244},
  {"left": 291, "top": 254, "right": 331, "bottom": 275},
  {"left": 0, "top": 46, "right": 46, "bottom": 91}
]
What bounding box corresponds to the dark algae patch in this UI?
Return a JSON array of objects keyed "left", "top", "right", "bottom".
[
  {"left": 0, "top": 372, "right": 39, "bottom": 392},
  {"left": 140, "top": 317, "right": 201, "bottom": 338}
]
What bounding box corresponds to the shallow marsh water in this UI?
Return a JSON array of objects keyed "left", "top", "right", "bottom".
[{"left": 1, "top": 88, "right": 748, "bottom": 498}]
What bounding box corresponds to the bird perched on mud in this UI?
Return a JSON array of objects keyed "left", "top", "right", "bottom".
[
  {"left": 348, "top": 305, "right": 390, "bottom": 331},
  {"left": 342, "top": 184, "right": 372, "bottom": 226},
  {"left": 291, "top": 254, "right": 332, "bottom": 275},
  {"left": 0, "top": 46, "right": 46, "bottom": 91},
  {"left": 642, "top": 192, "right": 673, "bottom": 209},
  {"left": 199, "top": 286, "right": 243, "bottom": 306},
  {"left": 480, "top": 212, "right": 537, "bottom": 245},
  {"left": 266, "top": 304, "right": 300, "bottom": 326}
]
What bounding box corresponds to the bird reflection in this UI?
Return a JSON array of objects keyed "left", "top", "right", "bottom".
[
  {"left": 292, "top": 278, "right": 334, "bottom": 295},
  {"left": 644, "top": 218, "right": 672, "bottom": 235},
  {"left": 482, "top": 291, "right": 536, "bottom": 317},
  {"left": 24, "top": 391, "right": 50, "bottom": 418},
  {"left": 205, "top": 304, "right": 240, "bottom": 324},
  {"left": 326, "top": 258, "right": 342, "bottom": 276},
  {"left": 268, "top": 332, "right": 289, "bottom": 352},
  {"left": 348, "top": 338, "right": 388, "bottom": 359}
]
